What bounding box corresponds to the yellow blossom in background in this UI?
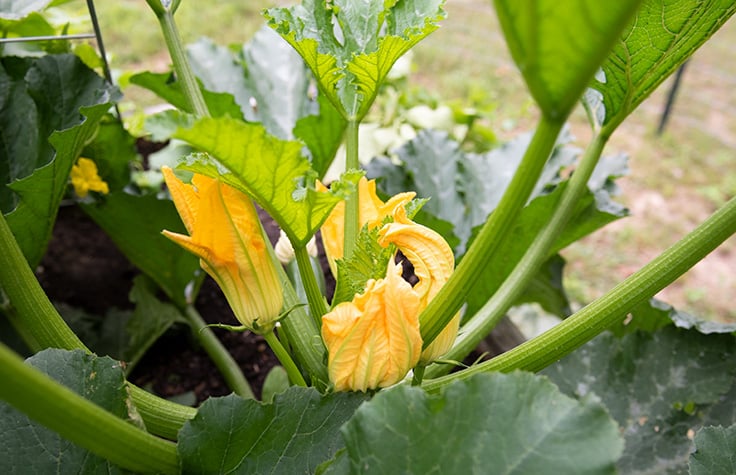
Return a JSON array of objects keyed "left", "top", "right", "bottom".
[
  {"left": 379, "top": 205, "right": 460, "bottom": 363},
  {"left": 70, "top": 158, "right": 109, "bottom": 198},
  {"left": 318, "top": 177, "right": 415, "bottom": 275},
  {"left": 322, "top": 259, "right": 423, "bottom": 392},
  {"left": 161, "top": 167, "right": 282, "bottom": 332}
]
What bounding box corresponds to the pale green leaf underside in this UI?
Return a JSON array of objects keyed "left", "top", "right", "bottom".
[
  {"left": 544, "top": 328, "right": 736, "bottom": 474},
  {"left": 494, "top": 0, "right": 642, "bottom": 120},
  {"left": 265, "top": 0, "right": 445, "bottom": 120},
  {"left": 589, "top": 0, "right": 736, "bottom": 132},
  {"left": 174, "top": 116, "right": 341, "bottom": 245}
]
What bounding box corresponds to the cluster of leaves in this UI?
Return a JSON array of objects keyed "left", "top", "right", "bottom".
[{"left": 1, "top": 0, "right": 736, "bottom": 473}]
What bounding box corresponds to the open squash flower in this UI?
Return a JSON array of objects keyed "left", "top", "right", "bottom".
[
  {"left": 70, "top": 157, "right": 109, "bottom": 198},
  {"left": 321, "top": 179, "right": 459, "bottom": 391},
  {"left": 161, "top": 167, "right": 282, "bottom": 333},
  {"left": 322, "top": 259, "right": 423, "bottom": 392},
  {"left": 318, "top": 177, "right": 415, "bottom": 275}
]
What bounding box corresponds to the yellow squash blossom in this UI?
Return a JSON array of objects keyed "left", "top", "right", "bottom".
[
  {"left": 321, "top": 179, "right": 459, "bottom": 391},
  {"left": 70, "top": 157, "right": 109, "bottom": 198},
  {"left": 322, "top": 259, "right": 423, "bottom": 392},
  {"left": 318, "top": 177, "right": 415, "bottom": 275},
  {"left": 379, "top": 205, "right": 461, "bottom": 363},
  {"left": 161, "top": 167, "right": 282, "bottom": 332}
]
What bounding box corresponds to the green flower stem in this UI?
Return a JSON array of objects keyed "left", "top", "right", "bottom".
[
  {"left": 263, "top": 330, "right": 307, "bottom": 387},
  {"left": 343, "top": 120, "right": 360, "bottom": 260},
  {"left": 0, "top": 213, "right": 196, "bottom": 440},
  {"left": 147, "top": 1, "right": 209, "bottom": 118},
  {"left": 0, "top": 342, "right": 180, "bottom": 474},
  {"left": 275, "top": 260, "right": 329, "bottom": 385},
  {"left": 183, "top": 305, "right": 255, "bottom": 399},
  {"left": 294, "top": 245, "right": 329, "bottom": 324},
  {"left": 423, "top": 194, "right": 736, "bottom": 392},
  {"left": 419, "top": 117, "right": 565, "bottom": 347},
  {"left": 426, "top": 132, "right": 609, "bottom": 378}
]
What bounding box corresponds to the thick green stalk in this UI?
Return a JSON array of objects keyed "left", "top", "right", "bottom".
[
  {"left": 183, "top": 305, "right": 254, "bottom": 399},
  {"left": 0, "top": 342, "right": 180, "bottom": 474},
  {"left": 419, "top": 117, "right": 564, "bottom": 346},
  {"left": 263, "top": 330, "right": 307, "bottom": 387},
  {"left": 149, "top": 4, "right": 209, "bottom": 117},
  {"left": 423, "top": 195, "right": 736, "bottom": 392},
  {"left": 426, "top": 132, "right": 609, "bottom": 378},
  {"left": 343, "top": 120, "right": 360, "bottom": 259},
  {"left": 0, "top": 213, "right": 196, "bottom": 440},
  {"left": 275, "top": 261, "right": 329, "bottom": 385},
  {"left": 294, "top": 245, "right": 329, "bottom": 323}
]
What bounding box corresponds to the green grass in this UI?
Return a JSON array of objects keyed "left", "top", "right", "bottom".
[{"left": 70, "top": 0, "right": 735, "bottom": 322}]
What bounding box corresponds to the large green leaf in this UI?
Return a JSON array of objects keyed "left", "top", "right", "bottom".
[
  {"left": 689, "top": 425, "right": 736, "bottom": 475},
  {"left": 330, "top": 372, "right": 622, "bottom": 474},
  {"left": 174, "top": 116, "right": 352, "bottom": 246},
  {"left": 265, "top": 0, "right": 446, "bottom": 121},
  {"left": 543, "top": 327, "right": 736, "bottom": 474},
  {"left": 1, "top": 54, "right": 118, "bottom": 266},
  {"left": 494, "top": 0, "right": 642, "bottom": 120},
  {"left": 239, "top": 26, "right": 314, "bottom": 138},
  {"left": 586, "top": 0, "right": 736, "bottom": 133},
  {"left": 0, "top": 349, "right": 135, "bottom": 474},
  {"left": 178, "top": 388, "right": 367, "bottom": 474},
  {"left": 81, "top": 191, "right": 203, "bottom": 308},
  {"left": 186, "top": 30, "right": 347, "bottom": 173}
]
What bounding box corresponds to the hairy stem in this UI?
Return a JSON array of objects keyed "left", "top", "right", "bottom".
[
  {"left": 343, "top": 120, "right": 360, "bottom": 259},
  {"left": 423, "top": 195, "right": 736, "bottom": 392},
  {"left": 419, "top": 117, "right": 564, "bottom": 346},
  {"left": 426, "top": 132, "right": 609, "bottom": 378},
  {"left": 294, "top": 245, "right": 328, "bottom": 324},
  {"left": 263, "top": 330, "right": 307, "bottom": 387},
  {"left": 0, "top": 342, "right": 179, "bottom": 474},
  {"left": 184, "top": 305, "right": 254, "bottom": 398},
  {"left": 149, "top": 4, "right": 209, "bottom": 117},
  {"left": 275, "top": 261, "right": 329, "bottom": 386}
]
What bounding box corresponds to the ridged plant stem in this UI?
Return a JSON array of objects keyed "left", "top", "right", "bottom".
[
  {"left": 423, "top": 195, "right": 736, "bottom": 392},
  {"left": 183, "top": 305, "right": 254, "bottom": 399},
  {"left": 0, "top": 342, "right": 180, "bottom": 474},
  {"left": 419, "top": 117, "right": 564, "bottom": 346},
  {"left": 426, "top": 132, "right": 609, "bottom": 378},
  {"left": 343, "top": 120, "right": 360, "bottom": 260}
]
